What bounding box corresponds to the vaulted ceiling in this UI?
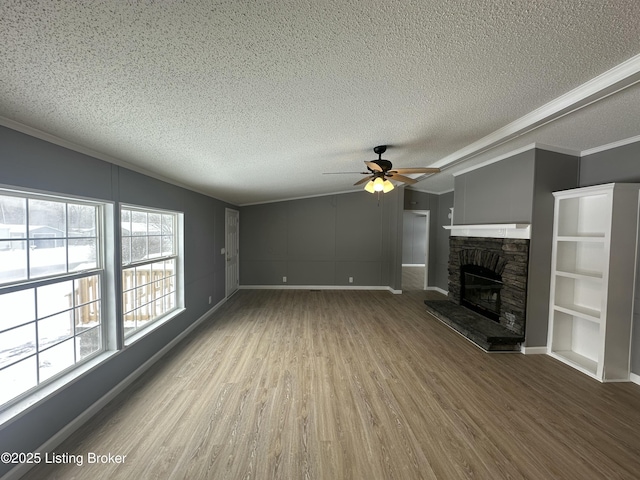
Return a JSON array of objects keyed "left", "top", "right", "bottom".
[{"left": 1, "top": 1, "right": 639, "bottom": 205}]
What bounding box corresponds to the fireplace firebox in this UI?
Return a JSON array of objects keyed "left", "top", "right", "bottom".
[{"left": 460, "top": 264, "right": 502, "bottom": 322}]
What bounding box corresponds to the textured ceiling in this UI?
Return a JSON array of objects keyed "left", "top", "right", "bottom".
[{"left": 1, "top": 1, "right": 639, "bottom": 205}]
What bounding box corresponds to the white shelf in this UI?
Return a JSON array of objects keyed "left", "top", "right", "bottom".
[
  {"left": 553, "top": 305, "right": 601, "bottom": 324},
  {"left": 556, "top": 235, "right": 606, "bottom": 242},
  {"left": 548, "top": 183, "right": 640, "bottom": 382},
  {"left": 554, "top": 270, "right": 603, "bottom": 281},
  {"left": 549, "top": 350, "right": 598, "bottom": 376}
]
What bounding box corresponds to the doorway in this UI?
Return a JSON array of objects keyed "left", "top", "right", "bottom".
[
  {"left": 225, "top": 208, "right": 239, "bottom": 298},
  {"left": 402, "top": 210, "right": 430, "bottom": 291}
]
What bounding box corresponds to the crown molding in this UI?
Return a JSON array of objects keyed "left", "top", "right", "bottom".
[
  {"left": 451, "top": 143, "right": 579, "bottom": 177},
  {"left": 581, "top": 134, "right": 640, "bottom": 157},
  {"left": 431, "top": 53, "right": 640, "bottom": 170}
]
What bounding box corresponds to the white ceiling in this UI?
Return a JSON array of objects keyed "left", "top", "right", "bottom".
[{"left": 1, "top": 1, "right": 639, "bottom": 205}]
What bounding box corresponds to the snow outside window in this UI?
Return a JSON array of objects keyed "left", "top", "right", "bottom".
[
  {"left": 120, "top": 206, "right": 180, "bottom": 338},
  {"left": 0, "top": 190, "right": 105, "bottom": 408}
]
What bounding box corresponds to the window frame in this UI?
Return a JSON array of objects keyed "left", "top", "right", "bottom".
[
  {"left": 120, "top": 204, "right": 184, "bottom": 342},
  {"left": 0, "top": 188, "right": 108, "bottom": 410}
]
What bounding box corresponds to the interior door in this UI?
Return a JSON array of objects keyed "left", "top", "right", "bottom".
[{"left": 225, "top": 208, "right": 239, "bottom": 297}]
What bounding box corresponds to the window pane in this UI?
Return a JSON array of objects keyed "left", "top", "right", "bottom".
[
  {"left": 37, "top": 280, "right": 73, "bottom": 318},
  {"left": 69, "top": 238, "right": 97, "bottom": 270},
  {"left": 0, "top": 241, "right": 27, "bottom": 284},
  {"left": 39, "top": 338, "right": 74, "bottom": 381},
  {"left": 74, "top": 274, "right": 101, "bottom": 303},
  {"left": 162, "top": 214, "right": 174, "bottom": 235},
  {"left": 122, "top": 236, "right": 131, "bottom": 265},
  {"left": 0, "top": 289, "right": 35, "bottom": 331},
  {"left": 132, "top": 211, "right": 147, "bottom": 236},
  {"left": 149, "top": 236, "right": 161, "bottom": 258},
  {"left": 76, "top": 327, "right": 101, "bottom": 360},
  {"left": 75, "top": 301, "right": 101, "bottom": 332},
  {"left": 131, "top": 236, "right": 147, "bottom": 262},
  {"left": 68, "top": 204, "right": 96, "bottom": 237},
  {"left": 161, "top": 235, "right": 173, "bottom": 256},
  {"left": 122, "top": 267, "right": 135, "bottom": 290},
  {"left": 135, "top": 284, "right": 151, "bottom": 306},
  {"left": 123, "top": 309, "right": 136, "bottom": 337},
  {"left": 28, "top": 199, "right": 66, "bottom": 233},
  {"left": 38, "top": 311, "right": 73, "bottom": 350},
  {"left": 0, "top": 195, "right": 27, "bottom": 236},
  {"left": 0, "top": 356, "right": 37, "bottom": 406},
  {"left": 0, "top": 323, "right": 36, "bottom": 368},
  {"left": 164, "top": 276, "right": 175, "bottom": 295},
  {"left": 121, "top": 209, "right": 131, "bottom": 236},
  {"left": 123, "top": 289, "right": 135, "bottom": 314},
  {"left": 30, "top": 239, "right": 67, "bottom": 278},
  {"left": 148, "top": 213, "right": 161, "bottom": 234}
]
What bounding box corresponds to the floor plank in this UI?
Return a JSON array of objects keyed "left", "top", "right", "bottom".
[{"left": 22, "top": 289, "right": 640, "bottom": 479}]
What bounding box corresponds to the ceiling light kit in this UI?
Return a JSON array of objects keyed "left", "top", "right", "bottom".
[{"left": 325, "top": 145, "right": 441, "bottom": 196}]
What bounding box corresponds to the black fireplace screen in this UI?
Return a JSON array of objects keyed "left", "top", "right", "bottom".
[{"left": 460, "top": 265, "right": 502, "bottom": 321}]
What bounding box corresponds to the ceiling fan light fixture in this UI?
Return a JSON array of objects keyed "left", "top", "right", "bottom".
[
  {"left": 364, "top": 180, "right": 376, "bottom": 193},
  {"left": 382, "top": 179, "right": 394, "bottom": 193},
  {"left": 373, "top": 177, "right": 384, "bottom": 192}
]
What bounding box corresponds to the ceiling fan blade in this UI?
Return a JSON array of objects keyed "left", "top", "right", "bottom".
[
  {"left": 323, "top": 171, "right": 368, "bottom": 174},
  {"left": 354, "top": 177, "right": 371, "bottom": 186},
  {"left": 387, "top": 173, "right": 417, "bottom": 185},
  {"left": 365, "top": 161, "right": 383, "bottom": 172},
  {"left": 389, "top": 167, "right": 441, "bottom": 174}
]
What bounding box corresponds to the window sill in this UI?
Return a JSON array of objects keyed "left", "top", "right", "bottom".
[{"left": 123, "top": 307, "right": 186, "bottom": 347}]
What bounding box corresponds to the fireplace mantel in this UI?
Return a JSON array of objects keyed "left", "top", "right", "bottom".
[{"left": 443, "top": 223, "right": 531, "bottom": 239}]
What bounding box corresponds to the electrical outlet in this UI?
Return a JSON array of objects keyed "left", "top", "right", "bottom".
[
  {"left": 283, "top": 276, "right": 287, "bottom": 283},
  {"left": 208, "top": 296, "right": 212, "bottom": 304},
  {"left": 348, "top": 276, "right": 354, "bottom": 283}
]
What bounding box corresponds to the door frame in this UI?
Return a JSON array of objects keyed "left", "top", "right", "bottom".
[
  {"left": 402, "top": 210, "right": 430, "bottom": 290},
  {"left": 225, "top": 208, "right": 240, "bottom": 298}
]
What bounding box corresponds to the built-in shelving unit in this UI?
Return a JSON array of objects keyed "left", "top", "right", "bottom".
[{"left": 547, "top": 183, "right": 640, "bottom": 382}]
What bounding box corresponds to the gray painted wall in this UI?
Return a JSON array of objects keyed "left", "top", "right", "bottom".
[
  {"left": 580, "top": 141, "right": 640, "bottom": 186},
  {"left": 526, "top": 150, "right": 579, "bottom": 347},
  {"left": 0, "top": 126, "right": 234, "bottom": 477},
  {"left": 453, "top": 150, "right": 536, "bottom": 224},
  {"left": 435, "top": 191, "right": 454, "bottom": 292},
  {"left": 580, "top": 140, "right": 640, "bottom": 376},
  {"left": 240, "top": 189, "right": 404, "bottom": 290}
]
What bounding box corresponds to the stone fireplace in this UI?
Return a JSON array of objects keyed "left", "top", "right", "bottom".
[
  {"left": 449, "top": 235, "right": 529, "bottom": 335},
  {"left": 424, "top": 224, "right": 530, "bottom": 351}
]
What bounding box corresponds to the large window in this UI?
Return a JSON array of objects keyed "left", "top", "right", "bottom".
[
  {"left": 0, "top": 190, "right": 104, "bottom": 407},
  {"left": 121, "top": 206, "right": 180, "bottom": 337}
]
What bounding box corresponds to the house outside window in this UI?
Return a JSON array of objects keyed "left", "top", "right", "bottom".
[
  {"left": 120, "top": 205, "right": 181, "bottom": 338},
  {"left": 0, "top": 190, "right": 105, "bottom": 408}
]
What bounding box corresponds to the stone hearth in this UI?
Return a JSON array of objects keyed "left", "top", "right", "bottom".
[{"left": 425, "top": 233, "right": 530, "bottom": 351}]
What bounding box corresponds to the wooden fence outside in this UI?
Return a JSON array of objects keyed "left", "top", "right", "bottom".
[{"left": 71, "top": 267, "right": 174, "bottom": 323}]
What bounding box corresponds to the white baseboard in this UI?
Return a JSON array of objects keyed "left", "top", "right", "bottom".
[
  {"left": 1, "top": 298, "right": 227, "bottom": 480},
  {"left": 239, "top": 285, "right": 402, "bottom": 294},
  {"left": 631, "top": 372, "right": 640, "bottom": 386},
  {"left": 520, "top": 346, "right": 547, "bottom": 355},
  {"left": 425, "top": 286, "right": 448, "bottom": 296}
]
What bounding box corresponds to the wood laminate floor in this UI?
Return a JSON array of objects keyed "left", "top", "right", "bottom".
[
  {"left": 22, "top": 289, "right": 640, "bottom": 479},
  {"left": 402, "top": 266, "right": 425, "bottom": 291}
]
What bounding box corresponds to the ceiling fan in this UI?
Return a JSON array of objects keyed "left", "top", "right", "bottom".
[{"left": 326, "top": 145, "right": 441, "bottom": 194}]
